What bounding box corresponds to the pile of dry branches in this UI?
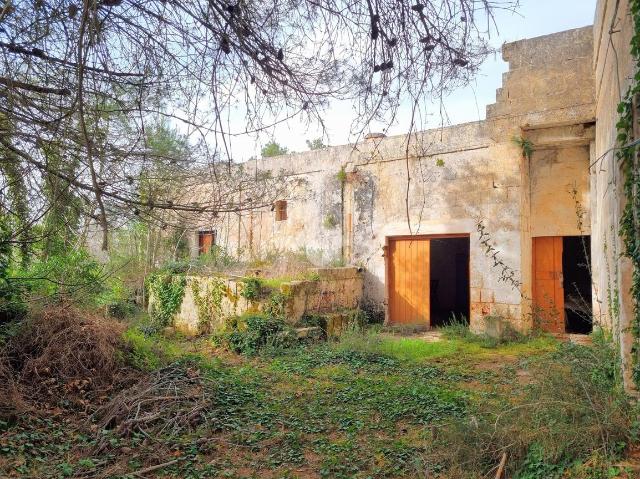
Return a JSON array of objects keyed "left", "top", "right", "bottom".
[
  {"left": 94, "top": 363, "right": 215, "bottom": 442},
  {"left": 0, "top": 349, "right": 23, "bottom": 421},
  {"left": 4, "top": 306, "right": 132, "bottom": 408}
]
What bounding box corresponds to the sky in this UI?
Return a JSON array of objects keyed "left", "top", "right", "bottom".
[{"left": 205, "top": 0, "right": 598, "bottom": 161}]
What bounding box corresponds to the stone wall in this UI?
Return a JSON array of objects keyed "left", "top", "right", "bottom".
[
  {"left": 592, "top": 0, "right": 637, "bottom": 391},
  {"left": 158, "top": 267, "right": 364, "bottom": 335},
  {"left": 184, "top": 27, "right": 597, "bottom": 334}
]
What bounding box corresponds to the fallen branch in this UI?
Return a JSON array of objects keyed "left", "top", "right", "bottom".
[
  {"left": 128, "top": 458, "right": 181, "bottom": 477},
  {"left": 495, "top": 452, "right": 507, "bottom": 479}
]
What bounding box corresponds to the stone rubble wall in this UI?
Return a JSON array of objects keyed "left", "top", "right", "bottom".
[{"left": 159, "top": 267, "right": 364, "bottom": 335}]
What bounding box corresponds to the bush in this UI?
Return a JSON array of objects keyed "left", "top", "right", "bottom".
[
  {"left": 0, "top": 219, "right": 27, "bottom": 323},
  {"left": 440, "top": 314, "right": 529, "bottom": 348},
  {"left": 97, "top": 276, "right": 137, "bottom": 318},
  {"left": 221, "top": 313, "right": 293, "bottom": 355},
  {"left": 14, "top": 249, "right": 106, "bottom": 308},
  {"left": 0, "top": 277, "right": 27, "bottom": 324},
  {"left": 240, "top": 277, "right": 262, "bottom": 301}
]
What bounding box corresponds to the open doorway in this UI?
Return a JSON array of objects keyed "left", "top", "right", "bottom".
[
  {"left": 430, "top": 237, "right": 470, "bottom": 327},
  {"left": 563, "top": 236, "right": 592, "bottom": 334},
  {"left": 532, "top": 235, "right": 593, "bottom": 334}
]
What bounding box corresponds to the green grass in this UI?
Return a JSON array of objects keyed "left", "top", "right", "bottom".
[
  {"left": 2, "top": 321, "right": 634, "bottom": 479},
  {"left": 333, "top": 328, "right": 559, "bottom": 362}
]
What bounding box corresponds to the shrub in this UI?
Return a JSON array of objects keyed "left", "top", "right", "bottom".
[
  {"left": 222, "top": 313, "right": 293, "bottom": 355},
  {"left": 0, "top": 276, "right": 27, "bottom": 324},
  {"left": 0, "top": 219, "right": 27, "bottom": 323},
  {"left": 440, "top": 314, "right": 529, "bottom": 348},
  {"left": 97, "top": 276, "right": 137, "bottom": 319},
  {"left": 438, "top": 314, "right": 475, "bottom": 340},
  {"left": 263, "top": 291, "right": 289, "bottom": 320},
  {"left": 196, "top": 245, "right": 238, "bottom": 270},
  {"left": 240, "top": 277, "right": 262, "bottom": 301},
  {"left": 18, "top": 249, "right": 106, "bottom": 307}
]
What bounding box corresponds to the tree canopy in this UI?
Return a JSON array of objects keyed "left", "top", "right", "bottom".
[
  {"left": 261, "top": 141, "right": 289, "bottom": 158},
  {"left": 0, "top": 0, "right": 514, "bottom": 250}
]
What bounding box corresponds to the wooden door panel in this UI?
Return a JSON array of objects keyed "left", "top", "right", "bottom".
[
  {"left": 533, "top": 236, "right": 564, "bottom": 333},
  {"left": 198, "top": 232, "right": 215, "bottom": 255},
  {"left": 388, "top": 238, "right": 430, "bottom": 325}
]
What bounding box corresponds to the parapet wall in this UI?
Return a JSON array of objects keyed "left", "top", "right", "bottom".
[{"left": 150, "top": 267, "right": 364, "bottom": 335}]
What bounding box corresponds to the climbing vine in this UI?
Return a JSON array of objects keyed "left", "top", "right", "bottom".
[
  {"left": 191, "top": 277, "right": 226, "bottom": 333},
  {"left": 476, "top": 220, "right": 522, "bottom": 292},
  {"left": 146, "top": 273, "right": 186, "bottom": 327},
  {"left": 616, "top": 0, "right": 640, "bottom": 385}
]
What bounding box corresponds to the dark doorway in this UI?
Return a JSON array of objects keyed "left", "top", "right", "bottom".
[
  {"left": 430, "top": 237, "right": 470, "bottom": 327},
  {"left": 562, "top": 236, "right": 592, "bottom": 334}
]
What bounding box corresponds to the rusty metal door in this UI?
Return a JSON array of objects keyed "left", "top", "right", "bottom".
[
  {"left": 532, "top": 236, "right": 565, "bottom": 333},
  {"left": 387, "top": 238, "right": 430, "bottom": 325}
]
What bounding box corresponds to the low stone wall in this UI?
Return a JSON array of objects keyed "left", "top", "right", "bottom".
[{"left": 151, "top": 267, "right": 364, "bottom": 335}]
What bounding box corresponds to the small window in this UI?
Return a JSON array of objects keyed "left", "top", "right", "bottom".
[
  {"left": 274, "top": 200, "right": 287, "bottom": 221},
  {"left": 198, "top": 230, "right": 215, "bottom": 255}
]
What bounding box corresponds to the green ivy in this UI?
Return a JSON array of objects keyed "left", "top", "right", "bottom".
[
  {"left": 146, "top": 273, "right": 186, "bottom": 327},
  {"left": 264, "top": 291, "right": 290, "bottom": 320},
  {"left": 240, "top": 277, "right": 262, "bottom": 301},
  {"left": 223, "top": 313, "right": 293, "bottom": 355},
  {"left": 616, "top": 0, "right": 640, "bottom": 386},
  {"left": 191, "top": 277, "right": 226, "bottom": 333}
]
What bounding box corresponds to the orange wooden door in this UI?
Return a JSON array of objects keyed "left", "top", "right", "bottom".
[
  {"left": 198, "top": 232, "right": 215, "bottom": 255},
  {"left": 388, "top": 238, "right": 430, "bottom": 325},
  {"left": 532, "top": 236, "right": 565, "bottom": 333}
]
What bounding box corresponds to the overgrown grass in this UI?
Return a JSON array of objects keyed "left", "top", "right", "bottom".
[{"left": 2, "top": 316, "right": 637, "bottom": 479}]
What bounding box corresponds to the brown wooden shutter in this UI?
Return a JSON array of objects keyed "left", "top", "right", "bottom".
[{"left": 532, "top": 236, "right": 565, "bottom": 332}]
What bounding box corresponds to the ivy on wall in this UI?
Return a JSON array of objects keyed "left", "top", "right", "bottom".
[
  {"left": 615, "top": 0, "right": 640, "bottom": 385},
  {"left": 240, "top": 277, "right": 262, "bottom": 301},
  {"left": 146, "top": 273, "right": 187, "bottom": 327},
  {"left": 192, "top": 277, "right": 226, "bottom": 333}
]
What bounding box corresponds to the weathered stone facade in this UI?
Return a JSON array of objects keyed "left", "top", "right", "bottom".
[
  {"left": 592, "top": 0, "right": 637, "bottom": 391},
  {"left": 161, "top": 267, "right": 363, "bottom": 335},
  {"left": 189, "top": 25, "right": 600, "bottom": 335}
]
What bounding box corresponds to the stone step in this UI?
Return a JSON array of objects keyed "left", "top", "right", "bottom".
[{"left": 295, "top": 326, "right": 324, "bottom": 340}]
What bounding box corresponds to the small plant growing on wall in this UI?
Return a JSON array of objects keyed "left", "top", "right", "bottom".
[
  {"left": 336, "top": 167, "right": 347, "bottom": 184},
  {"left": 323, "top": 213, "right": 338, "bottom": 229},
  {"left": 513, "top": 136, "right": 534, "bottom": 161},
  {"left": 240, "top": 277, "right": 263, "bottom": 301}
]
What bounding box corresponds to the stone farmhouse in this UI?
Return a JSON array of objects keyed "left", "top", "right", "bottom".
[{"left": 185, "top": 1, "right": 639, "bottom": 388}]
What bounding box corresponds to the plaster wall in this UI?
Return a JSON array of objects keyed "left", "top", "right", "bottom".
[{"left": 529, "top": 146, "right": 592, "bottom": 238}]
